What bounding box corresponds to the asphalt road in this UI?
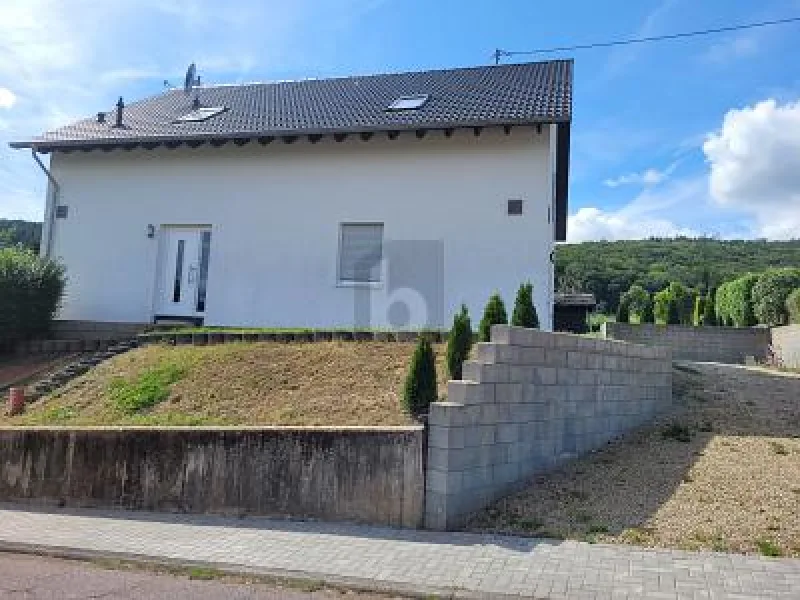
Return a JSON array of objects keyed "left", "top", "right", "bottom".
[{"left": 0, "top": 552, "right": 400, "bottom": 599}]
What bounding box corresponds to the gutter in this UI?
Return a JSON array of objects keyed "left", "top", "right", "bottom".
[{"left": 31, "top": 149, "right": 59, "bottom": 259}]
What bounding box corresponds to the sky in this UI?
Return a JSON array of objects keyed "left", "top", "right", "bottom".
[{"left": 1, "top": 0, "right": 800, "bottom": 242}]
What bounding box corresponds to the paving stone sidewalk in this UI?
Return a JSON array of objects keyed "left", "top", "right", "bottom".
[{"left": 0, "top": 506, "right": 798, "bottom": 599}]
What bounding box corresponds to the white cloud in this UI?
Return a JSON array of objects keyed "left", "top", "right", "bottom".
[
  {"left": 568, "top": 206, "right": 696, "bottom": 242},
  {"left": 604, "top": 162, "right": 678, "bottom": 188},
  {"left": 0, "top": 88, "right": 15, "bottom": 109},
  {"left": 704, "top": 99, "right": 800, "bottom": 239}
]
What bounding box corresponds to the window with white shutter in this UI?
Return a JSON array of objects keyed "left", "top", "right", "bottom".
[{"left": 338, "top": 223, "right": 383, "bottom": 284}]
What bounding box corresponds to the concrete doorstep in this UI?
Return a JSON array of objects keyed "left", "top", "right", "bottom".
[{"left": 1, "top": 506, "right": 800, "bottom": 599}]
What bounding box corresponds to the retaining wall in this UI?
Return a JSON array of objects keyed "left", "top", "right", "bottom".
[
  {"left": 51, "top": 320, "right": 148, "bottom": 342},
  {"left": 0, "top": 426, "right": 424, "bottom": 528},
  {"left": 602, "top": 322, "right": 769, "bottom": 364},
  {"left": 771, "top": 325, "right": 800, "bottom": 369},
  {"left": 425, "top": 325, "right": 672, "bottom": 529}
]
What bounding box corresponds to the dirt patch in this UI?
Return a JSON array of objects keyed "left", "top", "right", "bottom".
[
  {"left": 0, "top": 342, "right": 447, "bottom": 426},
  {"left": 0, "top": 354, "right": 80, "bottom": 391},
  {"left": 467, "top": 362, "right": 800, "bottom": 557}
]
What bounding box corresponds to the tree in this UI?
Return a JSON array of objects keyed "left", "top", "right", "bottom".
[
  {"left": 703, "top": 287, "right": 717, "bottom": 326},
  {"left": 640, "top": 296, "right": 655, "bottom": 323},
  {"left": 478, "top": 292, "right": 508, "bottom": 342},
  {"left": 667, "top": 281, "right": 692, "bottom": 325},
  {"left": 616, "top": 294, "right": 630, "bottom": 323},
  {"left": 402, "top": 337, "right": 437, "bottom": 417},
  {"left": 446, "top": 304, "right": 473, "bottom": 379},
  {"left": 653, "top": 289, "right": 671, "bottom": 324},
  {"left": 511, "top": 282, "right": 539, "bottom": 329},
  {"left": 625, "top": 284, "right": 650, "bottom": 321},
  {"left": 751, "top": 268, "right": 800, "bottom": 326},
  {"left": 667, "top": 297, "right": 681, "bottom": 325},
  {"left": 787, "top": 288, "right": 800, "bottom": 325},
  {"left": 693, "top": 295, "right": 705, "bottom": 326}
]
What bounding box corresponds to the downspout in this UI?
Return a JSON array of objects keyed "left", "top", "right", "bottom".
[{"left": 31, "top": 149, "right": 60, "bottom": 259}]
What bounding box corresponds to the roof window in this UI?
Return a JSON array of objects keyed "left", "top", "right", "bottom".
[
  {"left": 386, "top": 94, "right": 429, "bottom": 111},
  {"left": 173, "top": 107, "right": 227, "bottom": 123}
]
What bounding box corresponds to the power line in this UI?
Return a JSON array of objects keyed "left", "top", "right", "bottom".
[{"left": 493, "top": 15, "right": 800, "bottom": 63}]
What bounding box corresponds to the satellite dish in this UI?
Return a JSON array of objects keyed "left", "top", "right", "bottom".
[{"left": 183, "top": 63, "right": 200, "bottom": 96}]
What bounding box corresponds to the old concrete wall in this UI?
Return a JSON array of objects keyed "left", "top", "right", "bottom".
[
  {"left": 50, "top": 320, "right": 148, "bottom": 342},
  {"left": 602, "top": 322, "right": 770, "bottom": 364},
  {"left": 771, "top": 325, "right": 800, "bottom": 369},
  {"left": 0, "top": 426, "right": 424, "bottom": 528},
  {"left": 425, "top": 325, "right": 672, "bottom": 529}
]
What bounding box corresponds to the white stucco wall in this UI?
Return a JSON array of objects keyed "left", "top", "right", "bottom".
[{"left": 47, "top": 126, "right": 556, "bottom": 329}]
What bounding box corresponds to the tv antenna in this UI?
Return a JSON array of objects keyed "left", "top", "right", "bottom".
[{"left": 184, "top": 63, "right": 202, "bottom": 108}]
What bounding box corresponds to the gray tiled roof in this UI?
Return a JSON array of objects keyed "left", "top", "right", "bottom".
[{"left": 11, "top": 60, "right": 572, "bottom": 149}]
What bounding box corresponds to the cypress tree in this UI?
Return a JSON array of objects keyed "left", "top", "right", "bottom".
[
  {"left": 446, "top": 304, "right": 473, "bottom": 379},
  {"left": 640, "top": 296, "right": 655, "bottom": 323},
  {"left": 402, "top": 337, "right": 437, "bottom": 417},
  {"left": 703, "top": 288, "right": 717, "bottom": 326},
  {"left": 478, "top": 292, "right": 508, "bottom": 342},
  {"left": 616, "top": 295, "right": 630, "bottom": 323},
  {"left": 511, "top": 282, "right": 539, "bottom": 329}
]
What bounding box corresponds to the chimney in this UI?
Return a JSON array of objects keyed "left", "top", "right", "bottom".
[
  {"left": 114, "top": 97, "right": 124, "bottom": 127},
  {"left": 97, "top": 112, "right": 106, "bottom": 124}
]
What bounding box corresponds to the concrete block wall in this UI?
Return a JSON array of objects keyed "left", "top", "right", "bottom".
[
  {"left": 771, "top": 325, "right": 800, "bottom": 369},
  {"left": 50, "top": 320, "right": 149, "bottom": 342},
  {"left": 425, "top": 325, "right": 672, "bottom": 530},
  {"left": 602, "top": 322, "right": 770, "bottom": 364}
]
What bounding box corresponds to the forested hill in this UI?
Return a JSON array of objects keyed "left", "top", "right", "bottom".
[
  {"left": 0, "top": 219, "right": 42, "bottom": 252},
  {"left": 555, "top": 238, "right": 800, "bottom": 311}
]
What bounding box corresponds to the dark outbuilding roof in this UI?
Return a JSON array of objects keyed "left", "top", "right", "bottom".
[{"left": 10, "top": 60, "right": 572, "bottom": 150}]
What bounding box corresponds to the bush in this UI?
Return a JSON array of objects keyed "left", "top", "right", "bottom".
[
  {"left": 0, "top": 248, "right": 65, "bottom": 348},
  {"left": 402, "top": 337, "right": 438, "bottom": 417},
  {"left": 751, "top": 268, "right": 800, "bottom": 326},
  {"left": 716, "top": 273, "right": 758, "bottom": 326},
  {"left": 616, "top": 295, "right": 630, "bottom": 323},
  {"left": 667, "top": 281, "right": 692, "bottom": 325},
  {"left": 693, "top": 295, "right": 705, "bottom": 326},
  {"left": 446, "top": 304, "right": 473, "bottom": 379},
  {"left": 787, "top": 288, "right": 800, "bottom": 325},
  {"left": 478, "top": 292, "right": 508, "bottom": 342},
  {"left": 653, "top": 289, "right": 671, "bottom": 324},
  {"left": 640, "top": 296, "right": 655, "bottom": 323},
  {"left": 624, "top": 284, "right": 650, "bottom": 319},
  {"left": 703, "top": 287, "right": 717, "bottom": 326},
  {"left": 511, "top": 282, "right": 539, "bottom": 329}
]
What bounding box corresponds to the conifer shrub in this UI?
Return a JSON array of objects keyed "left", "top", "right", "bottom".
[
  {"left": 446, "top": 304, "right": 473, "bottom": 380},
  {"left": 703, "top": 288, "right": 717, "bottom": 326},
  {"left": 478, "top": 292, "right": 508, "bottom": 342},
  {"left": 402, "top": 337, "right": 437, "bottom": 418},
  {"left": 751, "top": 268, "right": 800, "bottom": 326},
  {"left": 511, "top": 282, "right": 539, "bottom": 329},
  {"left": 786, "top": 288, "right": 800, "bottom": 325}
]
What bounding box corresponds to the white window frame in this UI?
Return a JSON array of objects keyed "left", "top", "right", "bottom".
[{"left": 337, "top": 222, "right": 384, "bottom": 287}]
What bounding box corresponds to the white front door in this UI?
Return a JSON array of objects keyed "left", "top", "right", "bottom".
[{"left": 157, "top": 226, "right": 212, "bottom": 318}]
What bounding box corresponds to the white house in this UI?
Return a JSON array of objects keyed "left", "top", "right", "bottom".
[{"left": 12, "top": 60, "right": 573, "bottom": 330}]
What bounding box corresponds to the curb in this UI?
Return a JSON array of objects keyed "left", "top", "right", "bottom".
[{"left": 0, "top": 540, "right": 526, "bottom": 600}]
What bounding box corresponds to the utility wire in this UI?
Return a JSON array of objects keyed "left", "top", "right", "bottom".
[{"left": 493, "top": 15, "right": 800, "bottom": 63}]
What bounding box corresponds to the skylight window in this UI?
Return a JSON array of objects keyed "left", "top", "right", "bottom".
[
  {"left": 386, "top": 94, "right": 429, "bottom": 111},
  {"left": 173, "top": 107, "right": 228, "bottom": 123}
]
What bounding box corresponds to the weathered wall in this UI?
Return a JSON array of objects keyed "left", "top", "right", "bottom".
[
  {"left": 425, "top": 325, "right": 672, "bottom": 529},
  {"left": 771, "top": 325, "right": 800, "bottom": 369},
  {"left": 50, "top": 320, "right": 148, "bottom": 341},
  {"left": 602, "top": 322, "right": 770, "bottom": 364},
  {"left": 0, "top": 426, "right": 424, "bottom": 528}
]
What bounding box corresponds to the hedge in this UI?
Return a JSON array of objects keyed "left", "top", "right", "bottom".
[
  {"left": 787, "top": 288, "right": 800, "bottom": 325},
  {"left": 0, "top": 248, "right": 66, "bottom": 349},
  {"left": 751, "top": 268, "right": 800, "bottom": 326},
  {"left": 716, "top": 273, "right": 758, "bottom": 327}
]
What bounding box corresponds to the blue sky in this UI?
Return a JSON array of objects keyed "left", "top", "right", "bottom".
[{"left": 2, "top": 0, "right": 800, "bottom": 241}]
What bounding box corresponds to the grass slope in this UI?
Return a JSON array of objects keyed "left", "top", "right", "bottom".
[{"left": 2, "top": 342, "right": 447, "bottom": 427}]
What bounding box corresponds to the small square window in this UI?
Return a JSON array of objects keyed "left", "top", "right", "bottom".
[
  {"left": 338, "top": 223, "right": 383, "bottom": 284},
  {"left": 507, "top": 199, "right": 523, "bottom": 216},
  {"left": 386, "top": 94, "right": 429, "bottom": 111},
  {"left": 55, "top": 205, "right": 68, "bottom": 219}
]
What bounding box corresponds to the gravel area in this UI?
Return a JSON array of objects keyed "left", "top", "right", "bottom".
[{"left": 467, "top": 362, "right": 800, "bottom": 557}]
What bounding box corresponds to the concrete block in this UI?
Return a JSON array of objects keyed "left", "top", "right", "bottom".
[
  {"left": 568, "top": 385, "right": 594, "bottom": 403},
  {"left": 426, "top": 468, "right": 463, "bottom": 495},
  {"left": 538, "top": 385, "right": 567, "bottom": 403},
  {"left": 462, "top": 466, "right": 493, "bottom": 490},
  {"left": 473, "top": 342, "right": 517, "bottom": 364},
  {"left": 479, "top": 404, "right": 500, "bottom": 423},
  {"left": 494, "top": 382, "right": 523, "bottom": 404},
  {"left": 544, "top": 348, "right": 568, "bottom": 367},
  {"left": 509, "top": 365, "right": 536, "bottom": 383},
  {"left": 447, "top": 380, "right": 494, "bottom": 405},
  {"left": 496, "top": 423, "right": 521, "bottom": 444},
  {"left": 531, "top": 366, "right": 557, "bottom": 385},
  {"left": 521, "top": 383, "right": 539, "bottom": 403},
  {"left": 461, "top": 361, "right": 509, "bottom": 383},
  {"left": 427, "top": 425, "right": 465, "bottom": 449},
  {"left": 428, "top": 402, "right": 465, "bottom": 427},
  {"left": 478, "top": 424, "right": 496, "bottom": 445},
  {"left": 491, "top": 325, "right": 554, "bottom": 348},
  {"left": 577, "top": 369, "right": 597, "bottom": 385},
  {"left": 556, "top": 368, "right": 578, "bottom": 385},
  {"left": 520, "top": 346, "right": 546, "bottom": 364},
  {"left": 567, "top": 351, "right": 588, "bottom": 369}
]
